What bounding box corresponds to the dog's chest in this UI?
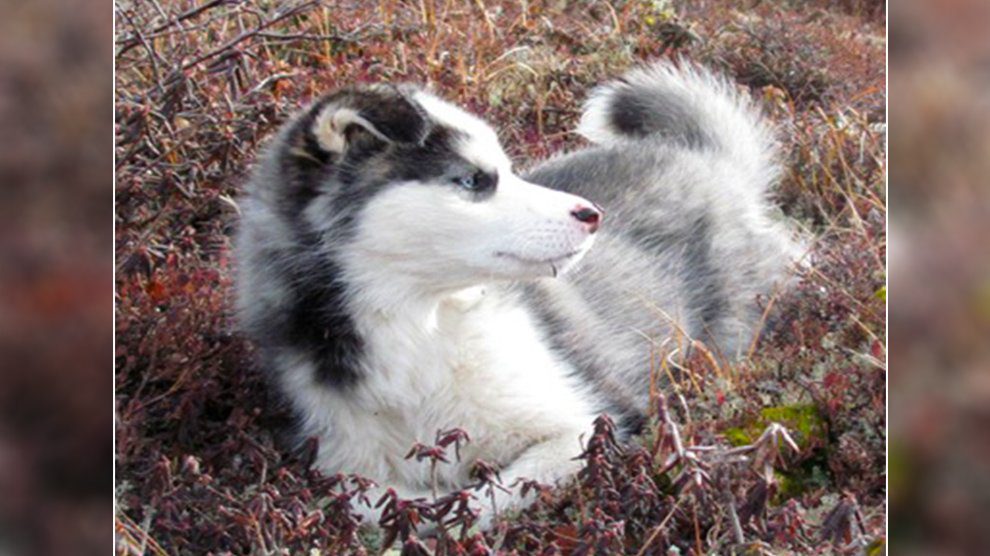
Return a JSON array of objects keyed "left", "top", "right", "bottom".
[
  {"left": 364, "top": 291, "right": 549, "bottom": 406},
  {"left": 359, "top": 291, "right": 586, "bottom": 445},
  {"left": 304, "top": 290, "right": 599, "bottom": 489}
]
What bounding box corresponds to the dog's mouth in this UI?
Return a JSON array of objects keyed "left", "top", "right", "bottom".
[{"left": 495, "top": 249, "right": 583, "bottom": 277}]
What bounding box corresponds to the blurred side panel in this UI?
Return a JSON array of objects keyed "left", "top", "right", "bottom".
[
  {"left": 0, "top": 0, "right": 111, "bottom": 554},
  {"left": 890, "top": 0, "right": 990, "bottom": 552}
]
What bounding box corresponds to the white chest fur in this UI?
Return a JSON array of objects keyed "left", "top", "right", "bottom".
[{"left": 279, "top": 286, "right": 598, "bottom": 492}]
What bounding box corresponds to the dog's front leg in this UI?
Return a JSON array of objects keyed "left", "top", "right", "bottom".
[{"left": 474, "top": 428, "right": 587, "bottom": 529}]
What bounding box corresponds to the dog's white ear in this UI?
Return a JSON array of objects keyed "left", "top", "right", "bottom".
[
  {"left": 312, "top": 105, "right": 391, "bottom": 153},
  {"left": 309, "top": 87, "right": 429, "bottom": 155}
]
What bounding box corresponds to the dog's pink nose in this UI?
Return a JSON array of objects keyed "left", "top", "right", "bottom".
[{"left": 571, "top": 205, "right": 602, "bottom": 233}]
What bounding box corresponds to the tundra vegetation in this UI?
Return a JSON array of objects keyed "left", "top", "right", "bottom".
[{"left": 115, "top": 0, "right": 885, "bottom": 553}]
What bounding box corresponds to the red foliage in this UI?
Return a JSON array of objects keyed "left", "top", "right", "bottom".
[{"left": 115, "top": 1, "right": 885, "bottom": 553}]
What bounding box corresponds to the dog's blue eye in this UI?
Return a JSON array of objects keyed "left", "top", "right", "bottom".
[
  {"left": 452, "top": 171, "right": 497, "bottom": 197},
  {"left": 455, "top": 174, "right": 478, "bottom": 189}
]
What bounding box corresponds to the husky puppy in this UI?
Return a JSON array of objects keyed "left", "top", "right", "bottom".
[{"left": 235, "top": 61, "right": 800, "bottom": 527}]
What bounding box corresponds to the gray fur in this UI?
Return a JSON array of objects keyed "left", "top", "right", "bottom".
[{"left": 522, "top": 61, "right": 801, "bottom": 409}]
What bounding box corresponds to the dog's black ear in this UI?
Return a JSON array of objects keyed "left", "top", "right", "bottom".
[{"left": 308, "top": 86, "right": 429, "bottom": 155}]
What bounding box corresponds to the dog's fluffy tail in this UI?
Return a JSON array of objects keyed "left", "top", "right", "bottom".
[{"left": 577, "top": 60, "right": 779, "bottom": 194}]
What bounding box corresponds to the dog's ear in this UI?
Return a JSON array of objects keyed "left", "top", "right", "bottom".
[{"left": 309, "top": 86, "right": 429, "bottom": 155}]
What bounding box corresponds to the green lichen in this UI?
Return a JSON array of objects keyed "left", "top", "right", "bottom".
[
  {"left": 724, "top": 404, "right": 831, "bottom": 502},
  {"left": 759, "top": 404, "right": 826, "bottom": 449},
  {"left": 724, "top": 403, "right": 826, "bottom": 449}
]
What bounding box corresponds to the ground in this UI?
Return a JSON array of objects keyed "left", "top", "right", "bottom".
[{"left": 114, "top": 1, "right": 886, "bottom": 553}]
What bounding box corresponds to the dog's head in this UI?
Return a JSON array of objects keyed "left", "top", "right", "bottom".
[{"left": 278, "top": 85, "right": 601, "bottom": 291}]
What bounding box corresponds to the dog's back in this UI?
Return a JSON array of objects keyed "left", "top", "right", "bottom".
[{"left": 521, "top": 61, "right": 800, "bottom": 412}]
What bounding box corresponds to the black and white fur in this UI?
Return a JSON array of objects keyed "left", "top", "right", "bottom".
[{"left": 235, "top": 61, "right": 801, "bottom": 528}]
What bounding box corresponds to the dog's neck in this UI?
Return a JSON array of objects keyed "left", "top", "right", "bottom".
[
  {"left": 338, "top": 265, "right": 498, "bottom": 401},
  {"left": 343, "top": 261, "right": 491, "bottom": 333}
]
